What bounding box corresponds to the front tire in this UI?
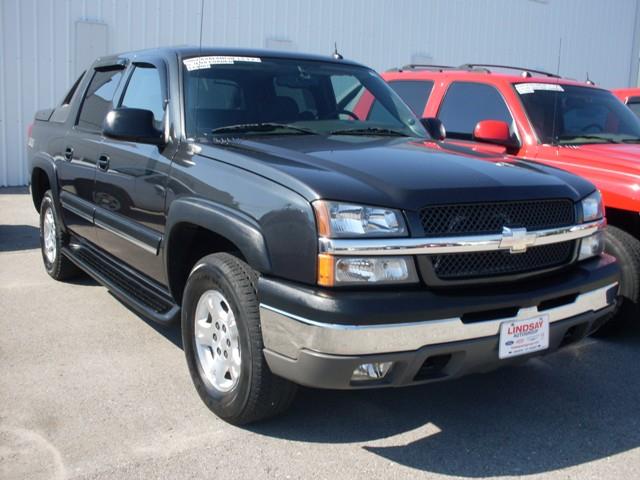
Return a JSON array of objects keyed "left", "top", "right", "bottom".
[
  {"left": 39, "top": 191, "right": 79, "bottom": 281},
  {"left": 182, "top": 253, "right": 296, "bottom": 425},
  {"left": 592, "top": 226, "right": 640, "bottom": 336}
]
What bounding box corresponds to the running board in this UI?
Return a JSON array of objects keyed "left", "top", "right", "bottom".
[{"left": 62, "top": 241, "right": 180, "bottom": 325}]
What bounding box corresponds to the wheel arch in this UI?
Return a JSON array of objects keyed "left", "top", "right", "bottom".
[
  {"left": 164, "top": 197, "right": 272, "bottom": 303},
  {"left": 29, "top": 155, "right": 59, "bottom": 210},
  {"left": 605, "top": 206, "right": 640, "bottom": 239}
]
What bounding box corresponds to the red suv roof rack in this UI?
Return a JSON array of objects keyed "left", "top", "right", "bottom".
[
  {"left": 458, "top": 63, "right": 561, "bottom": 78},
  {"left": 387, "top": 64, "right": 459, "bottom": 73}
]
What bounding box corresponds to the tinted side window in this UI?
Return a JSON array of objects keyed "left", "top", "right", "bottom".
[
  {"left": 120, "top": 65, "right": 165, "bottom": 126},
  {"left": 438, "top": 82, "right": 513, "bottom": 139},
  {"left": 77, "top": 69, "right": 124, "bottom": 131},
  {"left": 388, "top": 80, "right": 434, "bottom": 115}
]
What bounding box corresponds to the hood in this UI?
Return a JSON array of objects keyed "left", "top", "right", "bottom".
[
  {"left": 551, "top": 144, "right": 640, "bottom": 209},
  {"left": 199, "top": 136, "right": 594, "bottom": 211},
  {"left": 557, "top": 144, "right": 640, "bottom": 177}
]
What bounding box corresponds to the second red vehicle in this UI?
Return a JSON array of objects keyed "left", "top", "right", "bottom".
[{"left": 377, "top": 64, "right": 640, "bottom": 327}]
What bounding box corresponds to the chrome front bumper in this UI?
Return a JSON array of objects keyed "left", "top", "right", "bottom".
[{"left": 260, "top": 283, "right": 617, "bottom": 358}]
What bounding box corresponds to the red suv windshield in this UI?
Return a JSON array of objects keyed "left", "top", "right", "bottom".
[{"left": 515, "top": 83, "right": 640, "bottom": 145}]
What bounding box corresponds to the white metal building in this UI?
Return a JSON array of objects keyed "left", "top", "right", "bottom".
[{"left": 1, "top": 0, "right": 639, "bottom": 187}]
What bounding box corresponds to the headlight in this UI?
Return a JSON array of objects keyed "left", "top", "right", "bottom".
[
  {"left": 582, "top": 190, "right": 604, "bottom": 222},
  {"left": 317, "top": 254, "right": 419, "bottom": 286},
  {"left": 313, "top": 201, "right": 407, "bottom": 238},
  {"left": 578, "top": 230, "right": 606, "bottom": 261}
]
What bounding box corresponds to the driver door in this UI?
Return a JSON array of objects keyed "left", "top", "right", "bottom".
[{"left": 93, "top": 57, "right": 176, "bottom": 284}]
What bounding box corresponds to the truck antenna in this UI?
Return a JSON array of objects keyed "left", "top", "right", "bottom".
[
  {"left": 333, "top": 42, "right": 343, "bottom": 60},
  {"left": 550, "top": 38, "right": 562, "bottom": 146},
  {"left": 198, "top": 0, "right": 204, "bottom": 51}
]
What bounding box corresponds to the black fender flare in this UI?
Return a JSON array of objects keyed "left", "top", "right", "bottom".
[
  {"left": 164, "top": 197, "right": 272, "bottom": 278},
  {"left": 29, "top": 153, "right": 66, "bottom": 232}
]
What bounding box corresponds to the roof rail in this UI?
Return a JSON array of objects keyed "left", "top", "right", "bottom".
[
  {"left": 387, "top": 64, "right": 457, "bottom": 72},
  {"left": 459, "top": 63, "right": 561, "bottom": 78}
]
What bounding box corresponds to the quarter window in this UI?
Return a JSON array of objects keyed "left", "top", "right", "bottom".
[
  {"left": 62, "top": 72, "right": 85, "bottom": 106},
  {"left": 438, "top": 82, "right": 513, "bottom": 140},
  {"left": 120, "top": 65, "right": 165, "bottom": 127},
  {"left": 76, "top": 68, "right": 124, "bottom": 132}
]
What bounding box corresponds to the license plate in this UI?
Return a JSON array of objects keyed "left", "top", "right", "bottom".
[{"left": 499, "top": 314, "right": 549, "bottom": 359}]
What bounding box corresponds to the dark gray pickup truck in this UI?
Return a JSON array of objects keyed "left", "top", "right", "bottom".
[{"left": 28, "top": 47, "right": 618, "bottom": 424}]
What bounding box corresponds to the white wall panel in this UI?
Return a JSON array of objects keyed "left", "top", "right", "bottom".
[{"left": 1, "top": 0, "right": 638, "bottom": 186}]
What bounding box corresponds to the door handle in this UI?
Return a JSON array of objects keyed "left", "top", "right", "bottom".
[
  {"left": 97, "top": 154, "right": 110, "bottom": 171},
  {"left": 64, "top": 147, "right": 73, "bottom": 161}
]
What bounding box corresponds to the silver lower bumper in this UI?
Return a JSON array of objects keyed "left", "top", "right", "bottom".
[{"left": 259, "top": 283, "right": 617, "bottom": 358}]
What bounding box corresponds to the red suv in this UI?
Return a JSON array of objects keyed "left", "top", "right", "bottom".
[{"left": 378, "top": 64, "right": 640, "bottom": 326}]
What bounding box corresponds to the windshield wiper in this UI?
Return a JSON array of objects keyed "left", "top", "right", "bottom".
[
  {"left": 620, "top": 137, "right": 640, "bottom": 143},
  {"left": 329, "top": 127, "right": 408, "bottom": 137},
  {"left": 211, "top": 123, "right": 316, "bottom": 135},
  {"left": 557, "top": 135, "right": 621, "bottom": 144}
]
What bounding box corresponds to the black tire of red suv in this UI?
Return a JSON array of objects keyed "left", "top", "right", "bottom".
[
  {"left": 39, "top": 190, "right": 79, "bottom": 281},
  {"left": 592, "top": 226, "right": 640, "bottom": 336},
  {"left": 181, "top": 253, "right": 297, "bottom": 425}
]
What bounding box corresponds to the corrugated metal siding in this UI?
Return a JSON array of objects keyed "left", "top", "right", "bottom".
[{"left": 1, "top": 0, "right": 638, "bottom": 186}]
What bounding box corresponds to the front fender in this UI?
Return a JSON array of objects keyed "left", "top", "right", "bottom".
[{"left": 164, "top": 197, "right": 272, "bottom": 274}]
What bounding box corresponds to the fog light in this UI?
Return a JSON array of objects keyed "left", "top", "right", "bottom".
[
  {"left": 351, "top": 361, "right": 393, "bottom": 382},
  {"left": 579, "top": 231, "right": 605, "bottom": 261}
]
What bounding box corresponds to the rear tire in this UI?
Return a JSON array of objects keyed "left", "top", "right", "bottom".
[
  {"left": 182, "top": 253, "right": 297, "bottom": 425},
  {"left": 39, "top": 190, "right": 79, "bottom": 281},
  {"left": 591, "top": 226, "right": 640, "bottom": 336}
]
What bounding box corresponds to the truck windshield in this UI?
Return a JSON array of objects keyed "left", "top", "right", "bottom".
[
  {"left": 182, "top": 55, "right": 427, "bottom": 140},
  {"left": 515, "top": 83, "right": 640, "bottom": 145}
]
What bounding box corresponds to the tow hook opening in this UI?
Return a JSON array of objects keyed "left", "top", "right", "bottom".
[
  {"left": 560, "top": 322, "right": 590, "bottom": 347},
  {"left": 414, "top": 354, "right": 453, "bottom": 381}
]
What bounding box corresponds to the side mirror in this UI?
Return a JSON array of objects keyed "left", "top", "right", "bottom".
[
  {"left": 420, "top": 117, "right": 446, "bottom": 141},
  {"left": 473, "top": 120, "right": 520, "bottom": 148},
  {"left": 103, "top": 108, "right": 165, "bottom": 146}
]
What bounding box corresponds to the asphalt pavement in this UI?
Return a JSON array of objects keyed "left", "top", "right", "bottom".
[{"left": 2, "top": 187, "right": 640, "bottom": 480}]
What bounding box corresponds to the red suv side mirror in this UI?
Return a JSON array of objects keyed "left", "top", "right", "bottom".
[{"left": 473, "top": 120, "right": 519, "bottom": 149}]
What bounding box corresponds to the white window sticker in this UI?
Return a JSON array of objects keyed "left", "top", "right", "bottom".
[
  {"left": 183, "top": 56, "right": 261, "bottom": 71},
  {"left": 515, "top": 83, "right": 564, "bottom": 95}
]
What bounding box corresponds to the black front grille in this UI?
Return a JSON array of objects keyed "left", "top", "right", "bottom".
[
  {"left": 419, "top": 199, "right": 575, "bottom": 236},
  {"left": 431, "top": 241, "right": 575, "bottom": 280}
]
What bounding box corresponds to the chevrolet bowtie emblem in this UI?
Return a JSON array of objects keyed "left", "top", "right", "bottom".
[{"left": 499, "top": 226, "right": 537, "bottom": 253}]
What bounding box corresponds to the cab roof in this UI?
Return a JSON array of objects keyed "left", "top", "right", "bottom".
[{"left": 93, "top": 45, "right": 366, "bottom": 69}]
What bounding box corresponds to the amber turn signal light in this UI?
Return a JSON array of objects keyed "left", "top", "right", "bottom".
[{"left": 317, "top": 254, "right": 335, "bottom": 287}]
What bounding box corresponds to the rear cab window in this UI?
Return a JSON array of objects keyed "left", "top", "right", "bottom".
[
  {"left": 437, "top": 82, "right": 514, "bottom": 140},
  {"left": 49, "top": 72, "right": 86, "bottom": 124},
  {"left": 62, "top": 72, "right": 86, "bottom": 106},
  {"left": 76, "top": 67, "right": 124, "bottom": 132}
]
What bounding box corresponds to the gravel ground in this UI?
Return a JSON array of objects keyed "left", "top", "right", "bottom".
[{"left": 1, "top": 187, "right": 640, "bottom": 480}]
